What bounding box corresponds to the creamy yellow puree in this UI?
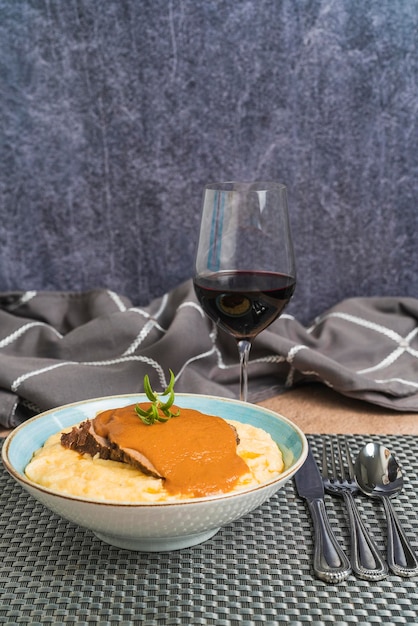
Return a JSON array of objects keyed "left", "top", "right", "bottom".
[{"left": 25, "top": 420, "right": 284, "bottom": 503}]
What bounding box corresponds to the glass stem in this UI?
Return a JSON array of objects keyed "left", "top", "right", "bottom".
[{"left": 237, "top": 339, "right": 252, "bottom": 402}]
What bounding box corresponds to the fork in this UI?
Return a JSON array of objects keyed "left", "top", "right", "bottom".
[{"left": 322, "top": 438, "right": 388, "bottom": 581}]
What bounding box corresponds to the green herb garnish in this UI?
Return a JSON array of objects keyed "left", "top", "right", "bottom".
[{"left": 135, "top": 369, "right": 180, "bottom": 425}]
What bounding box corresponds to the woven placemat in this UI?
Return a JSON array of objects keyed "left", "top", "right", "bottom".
[{"left": 1, "top": 435, "right": 418, "bottom": 626}]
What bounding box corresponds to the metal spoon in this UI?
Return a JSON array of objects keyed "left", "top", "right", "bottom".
[{"left": 354, "top": 442, "right": 418, "bottom": 577}]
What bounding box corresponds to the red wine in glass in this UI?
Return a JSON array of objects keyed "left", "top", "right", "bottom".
[
  {"left": 193, "top": 270, "right": 295, "bottom": 340},
  {"left": 194, "top": 181, "right": 296, "bottom": 402}
]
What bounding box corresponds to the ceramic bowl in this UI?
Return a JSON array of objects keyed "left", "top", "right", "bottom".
[{"left": 2, "top": 394, "right": 307, "bottom": 552}]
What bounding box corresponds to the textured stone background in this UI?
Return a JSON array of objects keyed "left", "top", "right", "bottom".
[{"left": 1, "top": 0, "right": 417, "bottom": 324}]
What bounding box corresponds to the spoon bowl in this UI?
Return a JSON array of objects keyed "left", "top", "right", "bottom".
[
  {"left": 355, "top": 442, "right": 418, "bottom": 577},
  {"left": 355, "top": 442, "right": 404, "bottom": 498}
]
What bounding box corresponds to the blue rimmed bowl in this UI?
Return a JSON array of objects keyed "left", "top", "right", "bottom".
[{"left": 2, "top": 394, "right": 307, "bottom": 552}]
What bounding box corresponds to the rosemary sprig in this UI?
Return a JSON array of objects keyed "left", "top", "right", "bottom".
[{"left": 135, "top": 369, "right": 180, "bottom": 425}]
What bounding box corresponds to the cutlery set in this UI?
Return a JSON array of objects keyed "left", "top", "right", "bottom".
[{"left": 295, "top": 439, "right": 418, "bottom": 583}]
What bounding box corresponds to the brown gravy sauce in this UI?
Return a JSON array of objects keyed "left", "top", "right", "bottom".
[{"left": 93, "top": 404, "right": 249, "bottom": 497}]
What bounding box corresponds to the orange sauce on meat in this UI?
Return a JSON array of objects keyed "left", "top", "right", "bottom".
[{"left": 93, "top": 404, "right": 249, "bottom": 497}]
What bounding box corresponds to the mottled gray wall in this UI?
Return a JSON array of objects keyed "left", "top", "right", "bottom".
[{"left": 1, "top": 0, "right": 417, "bottom": 324}]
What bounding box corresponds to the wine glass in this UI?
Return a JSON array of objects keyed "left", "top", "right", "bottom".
[{"left": 193, "top": 181, "right": 296, "bottom": 402}]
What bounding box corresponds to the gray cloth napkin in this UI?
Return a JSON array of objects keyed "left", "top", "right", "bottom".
[{"left": 1, "top": 280, "right": 418, "bottom": 428}]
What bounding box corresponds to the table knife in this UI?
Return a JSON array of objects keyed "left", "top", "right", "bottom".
[{"left": 294, "top": 444, "right": 351, "bottom": 583}]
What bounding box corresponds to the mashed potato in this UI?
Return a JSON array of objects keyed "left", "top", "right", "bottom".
[{"left": 25, "top": 419, "right": 284, "bottom": 503}]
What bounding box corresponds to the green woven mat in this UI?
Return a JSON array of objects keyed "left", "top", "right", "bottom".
[{"left": 1, "top": 435, "right": 418, "bottom": 625}]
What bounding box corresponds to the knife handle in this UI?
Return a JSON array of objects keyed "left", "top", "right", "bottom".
[{"left": 307, "top": 498, "right": 351, "bottom": 583}]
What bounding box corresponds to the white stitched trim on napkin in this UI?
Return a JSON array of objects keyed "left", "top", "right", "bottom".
[
  {"left": 122, "top": 319, "right": 167, "bottom": 356},
  {"left": 286, "top": 344, "right": 308, "bottom": 363},
  {"left": 310, "top": 311, "right": 408, "bottom": 343},
  {"left": 0, "top": 322, "right": 63, "bottom": 348},
  {"left": 178, "top": 301, "right": 207, "bottom": 318},
  {"left": 372, "top": 377, "right": 418, "bottom": 390},
  {"left": 10, "top": 355, "right": 170, "bottom": 393},
  {"left": 11, "top": 362, "right": 71, "bottom": 392},
  {"left": 4, "top": 291, "right": 37, "bottom": 311},
  {"left": 106, "top": 290, "right": 128, "bottom": 312}
]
